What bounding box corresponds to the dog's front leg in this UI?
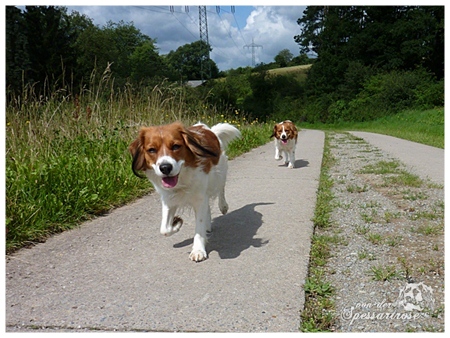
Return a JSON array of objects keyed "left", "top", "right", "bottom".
[
  {"left": 288, "top": 150, "right": 295, "bottom": 169},
  {"left": 160, "top": 202, "right": 183, "bottom": 236},
  {"left": 274, "top": 140, "right": 282, "bottom": 160},
  {"left": 189, "top": 198, "right": 210, "bottom": 262}
]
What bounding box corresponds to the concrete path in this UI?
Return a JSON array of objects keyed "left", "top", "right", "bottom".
[
  {"left": 349, "top": 132, "right": 444, "bottom": 185},
  {"left": 6, "top": 129, "right": 325, "bottom": 332}
]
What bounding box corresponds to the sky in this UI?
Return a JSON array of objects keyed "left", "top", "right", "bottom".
[{"left": 60, "top": 3, "right": 308, "bottom": 71}]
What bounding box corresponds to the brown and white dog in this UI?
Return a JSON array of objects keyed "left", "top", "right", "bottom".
[
  {"left": 129, "top": 121, "right": 241, "bottom": 262},
  {"left": 270, "top": 120, "right": 298, "bottom": 168}
]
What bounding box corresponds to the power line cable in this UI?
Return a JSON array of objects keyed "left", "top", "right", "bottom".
[
  {"left": 215, "top": 8, "right": 248, "bottom": 58},
  {"left": 232, "top": 8, "right": 248, "bottom": 46},
  {"left": 170, "top": 8, "right": 198, "bottom": 40}
]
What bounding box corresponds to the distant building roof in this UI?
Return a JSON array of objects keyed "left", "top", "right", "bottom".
[{"left": 186, "top": 80, "right": 207, "bottom": 88}]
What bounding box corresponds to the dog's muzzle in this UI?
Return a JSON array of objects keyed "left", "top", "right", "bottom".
[{"left": 159, "top": 163, "right": 173, "bottom": 175}]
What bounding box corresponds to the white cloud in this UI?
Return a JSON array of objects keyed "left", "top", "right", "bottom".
[{"left": 239, "top": 6, "right": 304, "bottom": 65}]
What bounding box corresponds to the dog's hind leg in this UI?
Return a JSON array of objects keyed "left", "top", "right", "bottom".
[{"left": 218, "top": 186, "right": 229, "bottom": 215}]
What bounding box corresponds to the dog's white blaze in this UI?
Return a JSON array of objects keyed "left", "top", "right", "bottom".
[
  {"left": 152, "top": 155, "right": 184, "bottom": 177},
  {"left": 281, "top": 125, "right": 287, "bottom": 139}
]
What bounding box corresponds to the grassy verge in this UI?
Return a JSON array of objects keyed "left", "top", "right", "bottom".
[
  {"left": 299, "top": 107, "right": 444, "bottom": 331},
  {"left": 5, "top": 81, "right": 272, "bottom": 253},
  {"left": 302, "top": 107, "right": 444, "bottom": 148},
  {"left": 300, "top": 132, "right": 337, "bottom": 332}
]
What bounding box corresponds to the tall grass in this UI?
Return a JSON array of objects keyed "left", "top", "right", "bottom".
[{"left": 6, "top": 70, "right": 271, "bottom": 253}]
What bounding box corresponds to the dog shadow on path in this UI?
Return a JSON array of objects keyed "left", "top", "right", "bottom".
[
  {"left": 173, "top": 202, "right": 273, "bottom": 260},
  {"left": 277, "top": 159, "right": 309, "bottom": 169}
]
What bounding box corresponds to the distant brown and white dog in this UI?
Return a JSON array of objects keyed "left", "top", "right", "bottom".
[
  {"left": 129, "top": 121, "right": 241, "bottom": 262},
  {"left": 270, "top": 120, "right": 298, "bottom": 168}
]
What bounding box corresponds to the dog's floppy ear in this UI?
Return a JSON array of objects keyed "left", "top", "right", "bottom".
[
  {"left": 290, "top": 121, "right": 298, "bottom": 133},
  {"left": 129, "top": 132, "right": 147, "bottom": 179},
  {"left": 270, "top": 125, "right": 277, "bottom": 138},
  {"left": 181, "top": 127, "right": 219, "bottom": 158}
]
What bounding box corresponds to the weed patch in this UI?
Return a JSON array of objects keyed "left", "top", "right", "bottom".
[{"left": 301, "top": 132, "right": 337, "bottom": 332}]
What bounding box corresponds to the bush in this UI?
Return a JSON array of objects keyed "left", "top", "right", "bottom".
[
  {"left": 345, "top": 68, "right": 441, "bottom": 121},
  {"left": 414, "top": 79, "right": 444, "bottom": 108},
  {"left": 242, "top": 71, "right": 306, "bottom": 121}
]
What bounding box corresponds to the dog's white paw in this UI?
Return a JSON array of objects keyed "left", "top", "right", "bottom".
[
  {"left": 275, "top": 155, "right": 283, "bottom": 161},
  {"left": 161, "top": 216, "right": 183, "bottom": 236},
  {"left": 189, "top": 249, "right": 208, "bottom": 262},
  {"left": 288, "top": 163, "right": 294, "bottom": 169}
]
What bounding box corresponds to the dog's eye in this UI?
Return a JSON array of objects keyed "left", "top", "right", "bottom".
[
  {"left": 172, "top": 144, "right": 181, "bottom": 151},
  {"left": 148, "top": 147, "right": 157, "bottom": 153}
]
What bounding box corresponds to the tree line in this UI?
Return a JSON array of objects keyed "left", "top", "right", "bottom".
[
  {"left": 5, "top": 6, "right": 221, "bottom": 97},
  {"left": 6, "top": 6, "right": 444, "bottom": 124},
  {"left": 203, "top": 6, "right": 444, "bottom": 123},
  {"left": 294, "top": 6, "right": 444, "bottom": 122}
]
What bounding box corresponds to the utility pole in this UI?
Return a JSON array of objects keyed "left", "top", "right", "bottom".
[
  {"left": 198, "top": 5, "right": 211, "bottom": 81},
  {"left": 244, "top": 38, "right": 263, "bottom": 67}
]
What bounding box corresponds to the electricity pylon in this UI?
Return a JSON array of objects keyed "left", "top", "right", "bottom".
[
  {"left": 244, "top": 38, "right": 263, "bottom": 67},
  {"left": 198, "top": 6, "right": 211, "bottom": 80}
]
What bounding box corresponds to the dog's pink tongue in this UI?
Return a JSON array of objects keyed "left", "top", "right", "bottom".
[
  {"left": 282, "top": 139, "right": 288, "bottom": 144},
  {"left": 162, "top": 175, "right": 178, "bottom": 188}
]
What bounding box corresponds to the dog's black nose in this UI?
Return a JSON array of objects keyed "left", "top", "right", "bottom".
[{"left": 159, "top": 163, "right": 173, "bottom": 175}]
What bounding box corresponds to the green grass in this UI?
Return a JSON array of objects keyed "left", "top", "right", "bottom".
[
  {"left": 267, "top": 64, "right": 312, "bottom": 75},
  {"left": 300, "top": 132, "right": 337, "bottom": 332},
  {"left": 359, "top": 159, "right": 424, "bottom": 189},
  {"left": 381, "top": 171, "right": 423, "bottom": 188},
  {"left": 369, "top": 265, "right": 400, "bottom": 281},
  {"left": 303, "top": 107, "right": 444, "bottom": 149},
  {"left": 267, "top": 64, "right": 312, "bottom": 82},
  {"left": 311, "top": 134, "right": 335, "bottom": 229},
  {"left": 359, "top": 160, "right": 401, "bottom": 174}
]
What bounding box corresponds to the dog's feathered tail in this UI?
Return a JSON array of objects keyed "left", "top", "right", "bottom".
[{"left": 211, "top": 123, "right": 242, "bottom": 150}]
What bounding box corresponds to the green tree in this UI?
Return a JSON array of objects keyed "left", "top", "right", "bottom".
[
  {"left": 103, "top": 21, "right": 153, "bottom": 81},
  {"left": 62, "top": 8, "right": 95, "bottom": 86},
  {"left": 295, "top": 6, "right": 444, "bottom": 98},
  {"left": 129, "top": 41, "right": 166, "bottom": 83},
  {"left": 167, "top": 40, "right": 219, "bottom": 81},
  {"left": 5, "top": 6, "right": 30, "bottom": 95},
  {"left": 294, "top": 6, "right": 443, "bottom": 123},
  {"left": 22, "top": 6, "right": 77, "bottom": 93},
  {"left": 290, "top": 53, "right": 311, "bottom": 66},
  {"left": 6, "top": 6, "right": 173, "bottom": 97},
  {"left": 274, "top": 49, "right": 293, "bottom": 67},
  {"left": 74, "top": 20, "right": 155, "bottom": 86},
  {"left": 74, "top": 24, "right": 115, "bottom": 82}
]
